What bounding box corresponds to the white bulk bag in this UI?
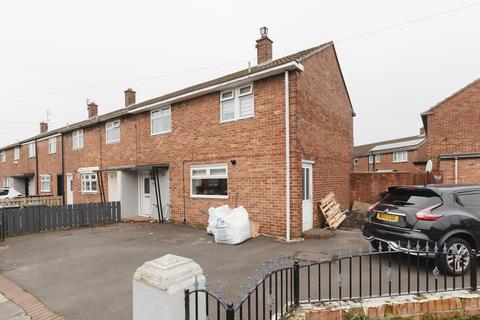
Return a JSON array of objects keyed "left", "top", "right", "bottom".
[{"left": 207, "top": 205, "right": 252, "bottom": 245}]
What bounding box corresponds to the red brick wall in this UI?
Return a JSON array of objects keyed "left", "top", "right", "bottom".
[
  {"left": 425, "top": 80, "right": 480, "bottom": 182},
  {"left": 354, "top": 149, "right": 425, "bottom": 173},
  {"left": 439, "top": 158, "right": 480, "bottom": 184},
  {"left": 36, "top": 136, "right": 63, "bottom": 196},
  {"left": 0, "top": 144, "right": 37, "bottom": 192},
  {"left": 295, "top": 45, "right": 354, "bottom": 230},
  {"left": 350, "top": 172, "right": 413, "bottom": 204}
]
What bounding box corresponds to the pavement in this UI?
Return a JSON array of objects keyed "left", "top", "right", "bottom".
[
  {"left": 0, "top": 292, "right": 29, "bottom": 320},
  {"left": 0, "top": 222, "right": 367, "bottom": 320}
]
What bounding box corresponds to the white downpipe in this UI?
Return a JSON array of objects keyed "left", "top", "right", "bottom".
[
  {"left": 454, "top": 157, "right": 458, "bottom": 184},
  {"left": 285, "top": 71, "right": 291, "bottom": 242}
]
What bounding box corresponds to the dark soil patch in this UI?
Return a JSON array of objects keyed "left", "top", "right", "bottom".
[{"left": 338, "top": 210, "right": 368, "bottom": 230}]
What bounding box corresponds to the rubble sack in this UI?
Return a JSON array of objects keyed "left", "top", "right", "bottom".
[{"left": 207, "top": 205, "right": 251, "bottom": 245}]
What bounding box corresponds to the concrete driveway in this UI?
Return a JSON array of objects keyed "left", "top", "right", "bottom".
[{"left": 0, "top": 223, "right": 366, "bottom": 320}]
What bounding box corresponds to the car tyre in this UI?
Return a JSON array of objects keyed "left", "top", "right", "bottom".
[{"left": 437, "top": 237, "right": 472, "bottom": 276}]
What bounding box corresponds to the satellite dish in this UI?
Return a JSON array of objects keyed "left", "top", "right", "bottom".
[{"left": 425, "top": 160, "right": 433, "bottom": 173}]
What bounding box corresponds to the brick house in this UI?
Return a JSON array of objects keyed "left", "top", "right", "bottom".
[
  {"left": 353, "top": 130, "right": 427, "bottom": 172},
  {"left": 0, "top": 29, "right": 354, "bottom": 238},
  {"left": 421, "top": 78, "right": 480, "bottom": 184}
]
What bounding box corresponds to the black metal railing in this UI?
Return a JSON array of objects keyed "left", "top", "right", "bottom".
[{"left": 185, "top": 241, "right": 479, "bottom": 320}]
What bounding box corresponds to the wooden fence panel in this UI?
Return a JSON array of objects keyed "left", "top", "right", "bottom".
[{"left": 0, "top": 202, "right": 121, "bottom": 238}]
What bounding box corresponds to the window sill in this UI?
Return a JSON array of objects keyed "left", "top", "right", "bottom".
[
  {"left": 150, "top": 130, "right": 172, "bottom": 136},
  {"left": 48, "top": 152, "right": 56, "bottom": 155},
  {"left": 220, "top": 115, "right": 254, "bottom": 124},
  {"left": 81, "top": 191, "right": 98, "bottom": 195},
  {"left": 393, "top": 160, "right": 408, "bottom": 163},
  {"left": 191, "top": 195, "right": 228, "bottom": 200},
  {"left": 106, "top": 140, "right": 121, "bottom": 145},
  {"left": 73, "top": 148, "right": 84, "bottom": 151}
]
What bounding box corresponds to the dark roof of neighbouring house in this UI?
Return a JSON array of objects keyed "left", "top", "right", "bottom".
[
  {"left": 354, "top": 134, "right": 426, "bottom": 157},
  {"left": 1, "top": 41, "right": 354, "bottom": 151}
]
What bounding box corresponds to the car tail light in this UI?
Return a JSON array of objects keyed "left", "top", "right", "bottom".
[
  {"left": 415, "top": 203, "right": 443, "bottom": 221},
  {"left": 368, "top": 201, "right": 379, "bottom": 213}
]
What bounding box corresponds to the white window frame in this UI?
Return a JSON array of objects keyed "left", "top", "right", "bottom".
[
  {"left": 28, "top": 143, "right": 36, "bottom": 158},
  {"left": 4, "top": 177, "right": 13, "bottom": 188},
  {"left": 190, "top": 164, "right": 228, "bottom": 199},
  {"left": 0, "top": 151, "right": 5, "bottom": 163},
  {"left": 14, "top": 147, "right": 20, "bottom": 160},
  {"left": 354, "top": 158, "right": 359, "bottom": 165},
  {"left": 40, "top": 175, "right": 51, "bottom": 192},
  {"left": 393, "top": 151, "right": 408, "bottom": 163},
  {"left": 150, "top": 106, "right": 172, "bottom": 135},
  {"left": 220, "top": 84, "right": 254, "bottom": 123},
  {"left": 48, "top": 137, "right": 57, "bottom": 154},
  {"left": 80, "top": 173, "right": 98, "bottom": 193},
  {"left": 368, "top": 155, "right": 380, "bottom": 164},
  {"left": 106, "top": 120, "right": 121, "bottom": 143},
  {"left": 73, "top": 130, "right": 84, "bottom": 149}
]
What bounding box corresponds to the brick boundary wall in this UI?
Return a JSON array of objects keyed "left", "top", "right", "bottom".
[
  {"left": 0, "top": 274, "right": 64, "bottom": 320},
  {"left": 294, "top": 291, "right": 480, "bottom": 320},
  {"left": 350, "top": 172, "right": 413, "bottom": 205}
]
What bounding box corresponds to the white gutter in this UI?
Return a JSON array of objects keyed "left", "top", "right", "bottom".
[
  {"left": 129, "top": 61, "right": 304, "bottom": 114},
  {"left": 454, "top": 157, "right": 458, "bottom": 184},
  {"left": 285, "top": 70, "right": 291, "bottom": 242}
]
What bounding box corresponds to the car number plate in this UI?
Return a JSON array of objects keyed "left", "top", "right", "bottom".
[{"left": 376, "top": 212, "right": 399, "bottom": 222}]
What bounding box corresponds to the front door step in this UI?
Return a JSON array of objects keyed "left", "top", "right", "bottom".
[{"left": 302, "top": 228, "right": 335, "bottom": 239}]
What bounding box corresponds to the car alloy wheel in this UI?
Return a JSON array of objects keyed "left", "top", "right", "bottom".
[{"left": 446, "top": 242, "right": 470, "bottom": 274}]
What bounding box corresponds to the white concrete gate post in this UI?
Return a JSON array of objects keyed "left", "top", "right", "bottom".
[{"left": 133, "top": 254, "right": 206, "bottom": 320}]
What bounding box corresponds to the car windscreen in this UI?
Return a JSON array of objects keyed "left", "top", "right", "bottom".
[{"left": 380, "top": 188, "right": 442, "bottom": 208}]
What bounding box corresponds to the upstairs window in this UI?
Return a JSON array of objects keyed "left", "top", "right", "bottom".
[
  {"left": 393, "top": 151, "right": 408, "bottom": 163},
  {"left": 106, "top": 120, "right": 121, "bottom": 143},
  {"left": 14, "top": 147, "right": 20, "bottom": 160},
  {"left": 81, "top": 173, "right": 97, "bottom": 193},
  {"left": 368, "top": 155, "right": 380, "bottom": 164},
  {"left": 40, "top": 175, "right": 51, "bottom": 192},
  {"left": 28, "top": 143, "right": 36, "bottom": 158},
  {"left": 151, "top": 107, "right": 171, "bottom": 135},
  {"left": 220, "top": 84, "right": 254, "bottom": 122},
  {"left": 354, "top": 158, "right": 359, "bottom": 165},
  {"left": 48, "top": 138, "right": 56, "bottom": 154},
  {"left": 73, "top": 130, "right": 84, "bottom": 149},
  {"left": 0, "top": 151, "right": 5, "bottom": 163},
  {"left": 190, "top": 164, "right": 228, "bottom": 199}
]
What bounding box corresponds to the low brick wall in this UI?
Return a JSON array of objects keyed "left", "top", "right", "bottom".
[
  {"left": 295, "top": 291, "right": 480, "bottom": 320},
  {"left": 350, "top": 171, "right": 413, "bottom": 205}
]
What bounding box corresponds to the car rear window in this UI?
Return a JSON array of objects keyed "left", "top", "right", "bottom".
[
  {"left": 380, "top": 188, "right": 442, "bottom": 208},
  {"left": 456, "top": 192, "right": 480, "bottom": 208},
  {"left": 0, "top": 189, "right": 8, "bottom": 196}
]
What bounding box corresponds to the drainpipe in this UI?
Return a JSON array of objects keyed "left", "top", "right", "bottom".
[
  {"left": 34, "top": 140, "right": 39, "bottom": 195},
  {"left": 454, "top": 157, "right": 458, "bottom": 184},
  {"left": 284, "top": 71, "right": 291, "bottom": 242},
  {"left": 61, "top": 134, "right": 65, "bottom": 205}
]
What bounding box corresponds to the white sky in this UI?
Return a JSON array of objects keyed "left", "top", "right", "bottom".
[{"left": 1, "top": 0, "right": 479, "bottom": 147}]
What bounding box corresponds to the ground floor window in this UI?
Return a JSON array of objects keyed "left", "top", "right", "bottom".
[
  {"left": 81, "top": 173, "right": 97, "bottom": 193},
  {"left": 40, "top": 175, "right": 51, "bottom": 192},
  {"left": 4, "top": 177, "right": 13, "bottom": 188},
  {"left": 190, "top": 164, "right": 228, "bottom": 198}
]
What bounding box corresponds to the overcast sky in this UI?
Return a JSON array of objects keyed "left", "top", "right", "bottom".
[{"left": 1, "top": 0, "right": 479, "bottom": 147}]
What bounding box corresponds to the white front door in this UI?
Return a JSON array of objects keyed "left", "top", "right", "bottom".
[
  {"left": 302, "top": 161, "right": 313, "bottom": 231},
  {"left": 139, "top": 171, "right": 151, "bottom": 216},
  {"left": 66, "top": 174, "right": 74, "bottom": 205},
  {"left": 108, "top": 172, "right": 119, "bottom": 202}
]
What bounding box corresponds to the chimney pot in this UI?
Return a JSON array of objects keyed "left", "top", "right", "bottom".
[
  {"left": 87, "top": 102, "right": 98, "bottom": 118},
  {"left": 40, "top": 122, "right": 48, "bottom": 133},
  {"left": 124, "top": 88, "right": 136, "bottom": 107},
  {"left": 256, "top": 26, "right": 273, "bottom": 65}
]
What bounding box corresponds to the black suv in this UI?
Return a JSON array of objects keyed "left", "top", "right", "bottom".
[{"left": 362, "top": 184, "right": 480, "bottom": 275}]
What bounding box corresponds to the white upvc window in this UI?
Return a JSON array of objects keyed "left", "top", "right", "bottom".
[
  {"left": 14, "top": 147, "right": 20, "bottom": 160},
  {"left": 40, "top": 175, "right": 51, "bottom": 192},
  {"left": 151, "top": 107, "right": 171, "bottom": 135},
  {"left": 4, "top": 177, "right": 13, "bottom": 188},
  {"left": 0, "top": 151, "right": 5, "bottom": 163},
  {"left": 190, "top": 164, "right": 228, "bottom": 199},
  {"left": 48, "top": 138, "right": 57, "bottom": 154},
  {"left": 368, "top": 155, "right": 380, "bottom": 164},
  {"left": 28, "top": 143, "right": 36, "bottom": 158},
  {"left": 73, "top": 130, "right": 84, "bottom": 149},
  {"left": 354, "top": 158, "right": 359, "bottom": 165},
  {"left": 81, "top": 173, "right": 97, "bottom": 193},
  {"left": 393, "top": 151, "right": 408, "bottom": 163},
  {"left": 106, "top": 120, "right": 121, "bottom": 143},
  {"left": 220, "top": 84, "right": 254, "bottom": 122}
]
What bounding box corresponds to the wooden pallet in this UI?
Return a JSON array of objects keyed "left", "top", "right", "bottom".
[{"left": 317, "top": 192, "right": 346, "bottom": 229}]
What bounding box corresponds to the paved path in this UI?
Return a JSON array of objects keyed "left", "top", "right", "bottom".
[
  {"left": 0, "top": 223, "right": 366, "bottom": 320},
  {"left": 0, "top": 275, "right": 63, "bottom": 320}
]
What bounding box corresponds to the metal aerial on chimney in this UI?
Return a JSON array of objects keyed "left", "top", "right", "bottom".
[{"left": 260, "top": 26, "right": 268, "bottom": 37}]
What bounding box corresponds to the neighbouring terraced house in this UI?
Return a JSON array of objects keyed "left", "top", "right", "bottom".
[{"left": 0, "top": 28, "right": 355, "bottom": 238}]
